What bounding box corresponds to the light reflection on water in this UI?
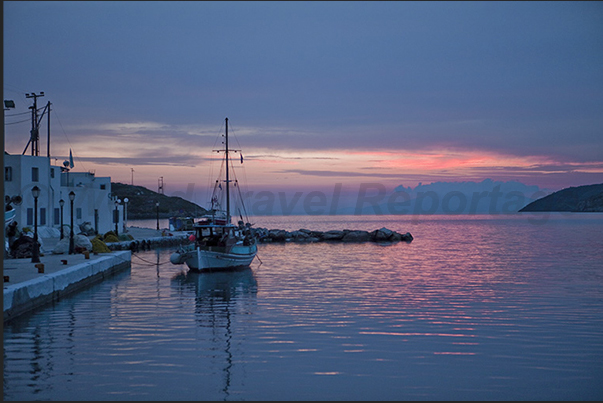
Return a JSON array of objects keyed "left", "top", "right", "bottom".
[{"left": 3, "top": 214, "right": 603, "bottom": 400}]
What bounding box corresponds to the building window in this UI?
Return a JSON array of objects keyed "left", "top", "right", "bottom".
[
  {"left": 100, "top": 184, "right": 106, "bottom": 190},
  {"left": 40, "top": 208, "right": 46, "bottom": 226},
  {"left": 5, "top": 166, "right": 12, "bottom": 181},
  {"left": 32, "top": 167, "right": 39, "bottom": 182},
  {"left": 54, "top": 208, "right": 60, "bottom": 225},
  {"left": 27, "top": 208, "right": 33, "bottom": 226},
  {"left": 50, "top": 168, "right": 55, "bottom": 178},
  {"left": 76, "top": 208, "right": 82, "bottom": 220}
]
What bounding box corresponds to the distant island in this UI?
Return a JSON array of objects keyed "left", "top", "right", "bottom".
[
  {"left": 111, "top": 182, "right": 207, "bottom": 219},
  {"left": 519, "top": 183, "right": 603, "bottom": 212}
]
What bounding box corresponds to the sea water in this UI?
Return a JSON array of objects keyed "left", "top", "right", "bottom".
[{"left": 3, "top": 214, "right": 603, "bottom": 400}]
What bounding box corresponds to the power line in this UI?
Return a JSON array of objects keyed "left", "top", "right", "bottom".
[
  {"left": 5, "top": 110, "right": 35, "bottom": 117},
  {"left": 3, "top": 84, "right": 28, "bottom": 95},
  {"left": 51, "top": 107, "right": 88, "bottom": 172},
  {"left": 5, "top": 118, "right": 30, "bottom": 125}
]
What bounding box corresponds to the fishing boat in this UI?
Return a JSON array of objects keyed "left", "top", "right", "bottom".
[{"left": 170, "top": 118, "right": 257, "bottom": 272}]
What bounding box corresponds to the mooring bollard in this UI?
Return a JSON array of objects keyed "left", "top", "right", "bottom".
[
  {"left": 83, "top": 251, "right": 90, "bottom": 259},
  {"left": 35, "top": 263, "right": 45, "bottom": 273},
  {"left": 4, "top": 275, "right": 9, "bottom": 282},
  {"left": 61, "top": 259, "right": 68, "bottom": 265}
]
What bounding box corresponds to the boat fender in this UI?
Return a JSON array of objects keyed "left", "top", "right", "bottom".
[{"left": 170, "top": 252, "right": 185, "bottom": 265}]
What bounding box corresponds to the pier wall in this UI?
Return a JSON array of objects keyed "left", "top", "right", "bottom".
[{"left": 3, "top": 251, "right": 131, "bottom": 322}]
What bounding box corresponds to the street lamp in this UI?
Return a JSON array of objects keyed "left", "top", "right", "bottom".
[
  {"left": 4, "top": 100, "right": 15, "bottom": 121},
  {"left": 114, "top": 199, "right": 121, "bottom": 236},
  {"left": 156, "top": 201, "right": 160, "bottom": 230},
  {"left": 123, "top": 197, "right": 129, "bottom": 233},
  {"left": 59, "top": 199, "right": 65, "bottom": 239},
  {"left": 4, "top": 100, "right": 15, "bottom": 126},
  {"left": 31, "top": 186, "right": 41, "bottom": 263},
  {"left": 69, "top": 191, "right": 75, "bottom": 254}
]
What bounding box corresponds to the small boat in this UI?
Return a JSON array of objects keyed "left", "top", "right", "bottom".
[
  {"left": 170, "top": 118, "right": 257, "bottom": 272},
  {"left": 5, "top": 205, "right": 16, "bottom": 229},
  {"left": 168, "top": 216, "right": 195, "bottom": 231},
  {"left": 5, "top": 204, "right": 17, "bottom": 253}
]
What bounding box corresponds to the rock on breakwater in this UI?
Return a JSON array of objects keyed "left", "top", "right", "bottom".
[{"left": 251, "top": 227, "right": 413, "bottom": 243}]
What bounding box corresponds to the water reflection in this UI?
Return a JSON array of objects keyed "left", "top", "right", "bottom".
[
  {"left": 4, "top": 216, "right": 603, "bottom": 401},
  {"left": 172, "top": 269, "right": 258, "bottom": 399}
]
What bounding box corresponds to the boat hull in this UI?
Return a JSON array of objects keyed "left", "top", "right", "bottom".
[
  {"left": 5, "top": 207, "right": 16, "bottom": 229},
  {"left": 173, "top": 243, "right": 257, "bottom": 272}
]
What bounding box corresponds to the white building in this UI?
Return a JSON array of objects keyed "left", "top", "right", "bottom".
[{"left": 4, "top": 152, "right": 122, "bottom": 235}]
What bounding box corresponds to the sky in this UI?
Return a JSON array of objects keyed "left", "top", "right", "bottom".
[{"left": 4, "top": 1, "right": 603, "bottom": 207}]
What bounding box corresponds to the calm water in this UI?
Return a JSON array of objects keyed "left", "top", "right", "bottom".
[{"left": 4, "top": 214, "right": 603, "bottom": 400}]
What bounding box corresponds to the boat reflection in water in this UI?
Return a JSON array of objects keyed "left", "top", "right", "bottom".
[{"left": 172, "top": 268, "right": 258, "bottom": 398}]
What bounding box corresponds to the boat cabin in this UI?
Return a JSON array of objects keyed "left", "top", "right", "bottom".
[{"left": 193, "top": 218, "right": 253, "bottom": 248}]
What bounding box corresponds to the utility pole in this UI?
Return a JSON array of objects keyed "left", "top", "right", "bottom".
[
  {"left": 158, "top": 177, "right": 164, "bottom": 195},
  {"left": 131, "top": 168, "right": 134, "bottom": 186},
  {"left": 24, "top": 92, "right": 44, "bottom": 156}
]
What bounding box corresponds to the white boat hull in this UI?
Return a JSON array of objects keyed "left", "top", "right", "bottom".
[
  {"left": 5, "top": 207, "right": 16, "bottom": 229},
  {"left": 172, "top": 243, "right": 257, "bottom": 272}
]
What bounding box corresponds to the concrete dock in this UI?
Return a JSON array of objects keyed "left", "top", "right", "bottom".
[
  {"left": 2, "top": 226, "right": 192, "bottom": 323},
  {"left": 3, "top": 251, "right": 131, "bottom": 322}
]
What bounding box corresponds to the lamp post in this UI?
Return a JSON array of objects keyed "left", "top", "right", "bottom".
[
  {"left": 31, "top": 186, "right": 41, "bottom": 263},
  {"left": 123, "top": 197, "right": 129, "bottom": 233},
  {"left": 156, "top": 201, "right": 160, "bottom": 230},
  {"left": 114, "top": 199, "right": 121, "bottom": 236},
  {"left": 59, "top": 199, "right": 65, "bottom": 239},
  {"left": 69, "top": 191, "right": 75, "bottom": 254},
  {"left": 4, "top": 100, "right": 15, "bottom": 126}
]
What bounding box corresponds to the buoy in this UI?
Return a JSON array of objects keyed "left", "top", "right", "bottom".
[{"left": 170, "top": 252, "right": 186, "bottom": 265}]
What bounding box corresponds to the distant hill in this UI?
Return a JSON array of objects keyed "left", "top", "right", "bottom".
[
  {"left": 519, "top": 183, "right": 603, "bottom": 212},
  {"left": 111, "top": 182, "right": 207, "bottom": 219}
]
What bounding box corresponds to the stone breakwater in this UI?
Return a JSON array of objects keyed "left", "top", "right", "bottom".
[
  {"left": 252, "top": 227, "right": 413, "bottom": 243},
  {"left": 104, "top": 228, "right": 412, "bottom": 251},
  {"left": 106, "top": 234, "right": 192, "bottom": 251}
]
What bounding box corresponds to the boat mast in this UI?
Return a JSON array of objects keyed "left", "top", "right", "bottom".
[{"left": 225, "top": 117, "right": 230, "bottom": 224}]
